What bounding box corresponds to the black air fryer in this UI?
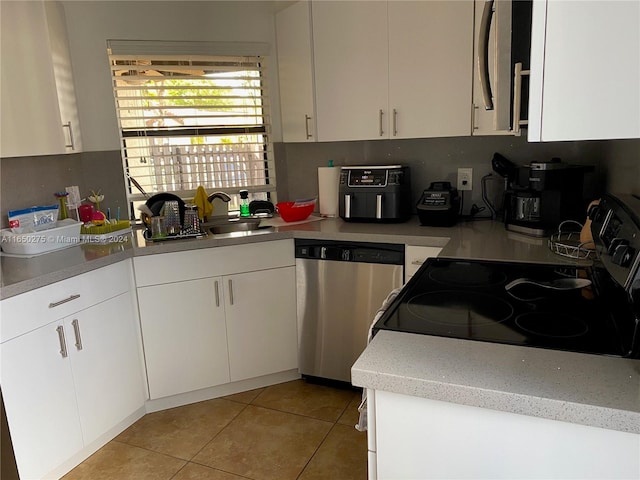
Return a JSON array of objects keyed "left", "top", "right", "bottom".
[
  {"left": 417, "top": 182, "right": 460, "bottom": 226},
  {"left": 338, "top": 165, "right": 412, "bottom": 222}
]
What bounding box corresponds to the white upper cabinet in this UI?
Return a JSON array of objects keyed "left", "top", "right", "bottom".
[
  {"left": 276, "top": 1, "right": 316, "bottom": 142},
  {"left": 311, "top": 1, "right": 473, "bottom": 142},
  {"left": 312, "top": 1, "right": 389, "bottom": 141},
  {"left": 0, "top": 0, "right": 81, "bottom": 158},
  {"left": 528, "top": 0, "right": 640, "bottom": 142},
  {"left": 388, "top": 1, "right": 473, "bottom": 139}
]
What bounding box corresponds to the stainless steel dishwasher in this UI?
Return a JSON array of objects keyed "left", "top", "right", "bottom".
[{"left": 295, "top": 239, "right": 404, "bottom": 383}]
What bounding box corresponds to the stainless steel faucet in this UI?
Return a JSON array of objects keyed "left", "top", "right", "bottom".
[{"left": 207, "top": 192, "right": 232, "bottom": 203}]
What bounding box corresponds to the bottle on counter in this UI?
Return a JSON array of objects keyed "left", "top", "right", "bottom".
[{"left": 239, "top": 190, "right": 250, "bottom": 217}]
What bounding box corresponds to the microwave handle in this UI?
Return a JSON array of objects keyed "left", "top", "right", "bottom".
[
  {"left": 512, "top": 62, "right": 530, "bottom": 134},
  {"left": 376, "top": 194, "right": 383, "bottom": 220},
  {"left": 478, "top": 0, "right": 495, "bottom": 111}
]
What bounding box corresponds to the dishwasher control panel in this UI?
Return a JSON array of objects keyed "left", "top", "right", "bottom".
[{"left": 295, "top": 239, "right": 404, "bottom": 265}]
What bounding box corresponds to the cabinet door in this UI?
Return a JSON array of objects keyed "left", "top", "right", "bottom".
[
  {"left": 225, "top": 266, "right": 298, "bottom": 382},
  {"left": 313, "top": 1, "right": 389, "bottom": 141},
  {"left": 1, "top": 323, "right": 83, "bottom": 480},
  {"left": 0, "top": 1, "right": 66, "bottom": 157},
  {"left": 276, "top": 1, "right": 316, "bottom": 142},
  {"left": 528, "top": 0, "right": 640, "bottom": 141},
  {"left": 67, "top": 291, "right": 144, "bottom": 446},
  {"left": 44, "top": 1, "right": 82, "bottom": 152},
  {"left": 388, "top": 1, "right": 473, "bottom": 139},
  {"left": 137, "top": 277, "right": 230, "bottom": 399}
]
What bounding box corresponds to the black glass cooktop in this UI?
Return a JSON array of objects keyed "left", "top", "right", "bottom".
[{"left": 373, "top": 258, "right": 627, "bottom": 357}]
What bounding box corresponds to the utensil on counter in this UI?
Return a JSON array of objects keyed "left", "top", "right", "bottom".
[
  {"left": 505, "top": 277, "right": 591, "bottom": 292},
  {"left": 182, "top": 205, "right": 201, "bottom": 234},
  {"left": 128, "top": 174, "right": 149, "bottom": 199},
  {"left": 162, "top": 200, "right": 181, "bottom": 235},
  {"left": 145, "top": 193, "right": 185, "bottom": 227}
]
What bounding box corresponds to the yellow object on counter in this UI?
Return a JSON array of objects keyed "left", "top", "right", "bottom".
[{"left": 193, "top": 186, "right": 213, "bottom": 221}]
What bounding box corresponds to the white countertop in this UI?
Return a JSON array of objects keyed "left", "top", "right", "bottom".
[
  {"left": 2, "top": 214, "right": 637, "bottom": 435},
  {"left": 352, "top": 330, "right": 640, "bottom": 434},
  {"left": 1, "top": 216, "right": 583, "bottom": 299}
]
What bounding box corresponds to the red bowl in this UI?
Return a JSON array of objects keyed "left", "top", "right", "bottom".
[{"left": 276, "top": 201, "right": 315, "bottom": 222}]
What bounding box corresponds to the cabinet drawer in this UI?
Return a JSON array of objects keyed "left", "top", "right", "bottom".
[
  {"left": 1, "top": 260, "right": 132, "bottom": 342},
  {"left": 405, "top": 246, "right": 441, "bottom": 283},
  {"left": 134, "top": 239, "right": 295, "bottom": 287}
]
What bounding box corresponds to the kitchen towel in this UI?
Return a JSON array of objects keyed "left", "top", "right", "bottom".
[
  {"left": 193, "top": 186, "right": 213, "bottom": 221},
  {"left": 318, "top": 166, "right": 341, "bottom": 217}
]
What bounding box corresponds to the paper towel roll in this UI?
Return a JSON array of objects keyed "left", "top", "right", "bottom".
[{"left": 318, "top": 166, "right": 341, "bottom": 217}]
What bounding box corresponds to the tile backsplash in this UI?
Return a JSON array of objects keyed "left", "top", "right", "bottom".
[
  {"left": 0, "top": 151, "right": 127, "bottom": 229},
  {"left": 1, "top": 136, "right": 637, "bottom": 229},
  {"left": 276, "top": 134, "right": 621, "bottom": 216}
]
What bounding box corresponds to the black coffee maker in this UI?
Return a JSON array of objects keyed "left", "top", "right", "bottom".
[{"left": 500, "top": 158, "right": 592, "bottom": 237}]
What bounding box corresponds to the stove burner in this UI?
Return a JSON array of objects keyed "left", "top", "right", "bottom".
[
  {"left": 428, "top": 262, "right": 508, "bottom": 287},
  {"left": 515, "top": 313, "right": 589, "bottom": 338},
  {"left": 406, "top": 290, "right": 514, "bottom": 327}
]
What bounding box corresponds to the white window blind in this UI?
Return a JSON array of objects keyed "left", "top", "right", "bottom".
[{"left": 107, "top": 41, "right": 275, "bottom": 210}]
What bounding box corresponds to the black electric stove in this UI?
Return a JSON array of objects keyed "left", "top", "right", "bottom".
[{"left": 373, "top": 194, "right": 640, "bottom": 358}]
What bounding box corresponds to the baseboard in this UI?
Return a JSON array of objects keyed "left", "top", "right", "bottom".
[
  {"left": 44, "top": 406, "right": 146, "bottom": 479},
  {"left": 145, "top": 369, "right": 301, "bottom": 413}
]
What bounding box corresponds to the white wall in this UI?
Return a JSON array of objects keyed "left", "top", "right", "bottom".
[{"left": 61, "top": 0, "right": 282, "bottom": 152}]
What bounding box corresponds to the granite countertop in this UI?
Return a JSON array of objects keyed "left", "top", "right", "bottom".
[
  {"left": 352, "top": 330, "right": 640, "bottom": 434},
  {"left": 0, "top": 216, "right": 581, "bottom": 299}
]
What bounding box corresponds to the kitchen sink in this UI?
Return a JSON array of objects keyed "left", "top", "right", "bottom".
[{"left": 202, "top": 217, "right": 265, "bottom": 235}]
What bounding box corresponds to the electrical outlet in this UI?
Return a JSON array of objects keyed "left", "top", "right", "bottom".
[{"left": 457, "top": 168, "right": 473, "bottom": 191}]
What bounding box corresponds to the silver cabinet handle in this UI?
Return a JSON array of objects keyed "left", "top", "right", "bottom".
[
  {"left": 320, "top": 246, "right": 327, "bottom": 260},
  {"left": 63, "top": 121, "right": 75, "bottom": 150},
  {"left": 344, "top": 194, "right": 351, "bottom": 219},
  {"left": 478, "top": 0, "right": 495, "bottom": 110},
  {"left": 392, "top": 109, "right": 398, "bottom": 136},
  {"left": 512, "top": 62, "right": 530, "bottom": 134},
  {"left": 49, "top": 294, "right": 80, "bottom": 309},
  {"left": 379, "top": 109, "right": 384, "bottom": 136},
  {"left": 376, "top": 194, "right": 383, "bottom": 219},
  {"left": 304, "top": 114, "right": 312, "bottom": 139},
  {"left": 214, "top": 280, "right": 220, "bottom": 307},
  {"left": 228, "top": 279, "right": 234, "bottom": 306},
  {"left": 71, "top": 319, "right": 83, "bottom": 351},
  {"left": 56, "top": 325, "right": 68, "bottom": 358}
]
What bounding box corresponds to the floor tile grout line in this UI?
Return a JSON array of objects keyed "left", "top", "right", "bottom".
[
  {"left": 186, "top": 401, "right": 250, "bottom": 463},
  {"left": 187, "top": 458, "right": 256, "bottom": 480},
  {"left": 296, "top": 422, "right": 341, "bottom": 480},
  {"left": 68, "top": 381, "right": 366, "bottom": 480}
]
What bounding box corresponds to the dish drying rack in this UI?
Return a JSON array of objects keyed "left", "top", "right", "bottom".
[{"left": 548, "top": 220, "right": 595, "bottom": 260}]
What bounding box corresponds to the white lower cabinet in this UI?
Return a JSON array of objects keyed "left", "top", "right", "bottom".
[
  {"left": 137, "top": 277, "right": 231, "bottom": 399},
  {"left": 225, "top": 267, "right": 297, "bottom": 382},
  {"left": 373, "top": 390, "right": 639, "bottom": 480},
  {"left": 69, "top": 292, "right": 145, "bottom": 446},
  {"left": 0, "top": 261, "right": 145, "bottom": 480},
  {"left": 134, "top": 240, "right": 298, "bottom": 400},
  {"left": 1, "top": 322, "right": 84, "bottom": 480}
]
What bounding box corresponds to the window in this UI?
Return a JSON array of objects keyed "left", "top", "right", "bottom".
[{"left": 107, "top": 40, "right": 275, "bottom": 216}]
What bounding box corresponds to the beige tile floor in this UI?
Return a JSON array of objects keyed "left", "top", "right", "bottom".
[{"left": 63, "top": 380, "right": 367, "bottom": 480}]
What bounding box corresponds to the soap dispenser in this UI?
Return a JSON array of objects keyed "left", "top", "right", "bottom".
[{"left": 239, "top": 190, "right": 250, "bottom": 217}]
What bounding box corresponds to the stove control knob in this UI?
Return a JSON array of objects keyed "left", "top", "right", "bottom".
[{"left": 612, "top": 243, "right": 634, "bottom": 267}]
